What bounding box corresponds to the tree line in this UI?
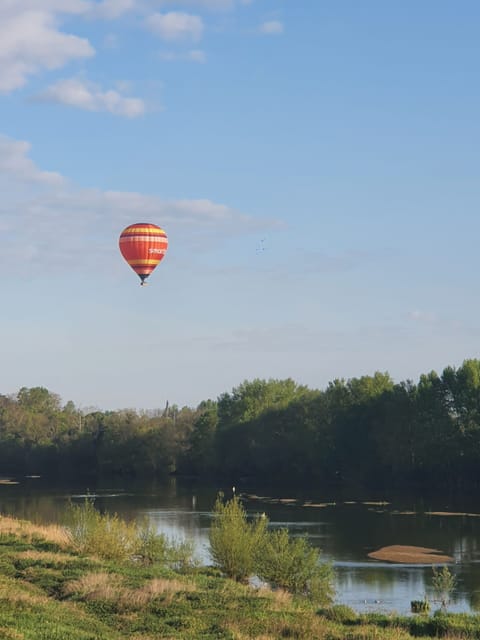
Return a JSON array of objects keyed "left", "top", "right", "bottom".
[{"left": 1, "top": 358, "right": 480, "bottom": 489}]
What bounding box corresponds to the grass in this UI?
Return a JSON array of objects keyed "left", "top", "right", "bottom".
[
  {"left": 1, "top": 514, "right": 480, "bottom": 639},
  {"left": 64, "top": 572, "right": 197, "bottom": 608},
  {"left": 0, "top": 515, "right": 70, "bottom": 547}
]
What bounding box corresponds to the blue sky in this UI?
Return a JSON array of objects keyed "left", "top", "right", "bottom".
[{"left": 1, "top": 0, "right": 480, "bottom": 411}]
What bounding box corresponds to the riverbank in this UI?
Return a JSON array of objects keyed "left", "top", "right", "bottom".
[{"left": 0, "top": 514, "right": 479, "bottom": 639}]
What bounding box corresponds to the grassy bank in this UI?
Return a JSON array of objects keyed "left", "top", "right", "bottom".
[{"left": 0, "top": 513, "right": 479, "bottom": 639}]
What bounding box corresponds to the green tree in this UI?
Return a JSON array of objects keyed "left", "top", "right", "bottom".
[
  {"left": 217, "top": 378, "right": 307, "bottom": 429},
  {"left": 257, "top": 528, "right": 334, "bottom": 604},
  {"left": 215, "top": 379, "right": 309, "bottom": 477},
  {"left": 209, "top": 493, "right": 267, "bottom": 582},
  {"left": 185, "top": 401, "right": 218, "bottom": 475},
  {"left": 371, "top": 381, "right": 419, "bottom": 483},
  {"left": 432, "top": 566, "right": 456, "bottom": 610},
  {"left": 332, "top": 373, "right": 394, "bottom": 485},
  {"left": 17, "top": 387, "right": 61, "bottom": 414},
  {"left": 413, "top": 371, "right": 457, "bottom": 484}
]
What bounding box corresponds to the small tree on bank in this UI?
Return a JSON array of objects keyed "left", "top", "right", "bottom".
[
  {"left": 209, "top": 493, "right": 267, "bottom": 582},
  {"left": 256, "top": 528, "right": 334, "bottom": 605},
  {"left": 432, "top": 565, "right": 456, "bottom": 610},
  {"left": 208, "top": 494, "right": 335, "bottom": 604}
]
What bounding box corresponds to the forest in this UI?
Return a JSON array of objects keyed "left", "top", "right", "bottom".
[{"left": 1, "top": 358, "right": 480, "bottom": 490}]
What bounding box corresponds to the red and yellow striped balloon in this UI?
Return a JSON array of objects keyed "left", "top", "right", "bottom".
[{"left": 119, "top": 223, "right": 168, "bottom": 285}]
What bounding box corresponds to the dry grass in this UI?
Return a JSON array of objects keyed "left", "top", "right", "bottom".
[
  {"left": 138, "top": 577, "right": 196, "bottom": 596},
  {"left": 256, "top": 586, "right": 292, "bottom": 609},
  {"left": 125, "top": 578, "right": 196, "bottom": 608},
  {"left": 368, "top": 544, "right": 453, "bottom": 563},
  {"left": 0, "top": 589, "right": 50, "bottom": 606},
  {"left": 64, "top": 572, "right": 196, "bottom": 609},
  {"left": 224, "top": 624, "right": 278, "bottom": 640},
  {"left": 129, "top": 637, "right": 176, "bottom": 640},
  {"left": 63, "top": 572, "right": 123, "bottom": 600},
  {"left": 0, "top": 576, "right": 50, "bottom": 607},
  {"left": 0, "top": 627, "right": 24, "bottom": 639},
  {"left": 261, "top": 614, "right": 327, "bottom": 639},
  {"left": 13, "top": 550, "right": 78, "bottom": 565},
  {"left": 0, "top": 515, "right": 70, "bottom": 548}
]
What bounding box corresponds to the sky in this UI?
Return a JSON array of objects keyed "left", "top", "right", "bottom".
[{"left": 1, "top": 0, "right": 480, "bottom": 411}]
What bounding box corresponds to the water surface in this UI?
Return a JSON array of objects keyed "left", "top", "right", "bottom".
[{"left": 1, "top": 477, "right": 479, "bottom": 615}]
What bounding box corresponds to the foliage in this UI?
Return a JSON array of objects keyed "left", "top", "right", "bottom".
[
  {"left": 411, "top": 597, "right": 430, "bottom": 614},
  {"left": 431, "top": 565, "right": 456, "bottom": 609},
  {"left": 65, "top": 499, "right": 141, "bottom": 561},
  {"left": 65, "top": 499, "right": 198, "bottom": 569},
  {"left": 164, "top": 537, "right": 199, "bottom": 573},
  {"left": 5, "top": 516, "right": 480, "bottom": 640},
  {"left": 319, "top": 604, "right": 358, "bottom": 623},
  {"left": 208, "top": 493, "right": 267, "bottom": 582},
  {"left": 181, "top": 401, "right": 218, "bottom": 475},
  {"left": 135, "top": 519, "right": 169, "bottom": 565},
  {"left": 256, "top": 527, "right": 334, "bottom": 604},
  {"left": 3, "top": 358, "right": 480, "bottom": 490}
]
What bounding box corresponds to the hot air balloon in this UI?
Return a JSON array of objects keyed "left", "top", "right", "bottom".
[{"left": 119, "top": 223, "right": 168, "bottom": 285}]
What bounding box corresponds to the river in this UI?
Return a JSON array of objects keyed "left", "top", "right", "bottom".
[{"left": 1, "top": 476, "right": 479, "bottom": 615}]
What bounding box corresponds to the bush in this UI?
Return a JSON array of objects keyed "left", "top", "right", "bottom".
[
  {"left": 431, "top": 565, "right": 456, "bottom": 609},
  {"left": 320, "top": 604, "right": 358, "bottom": 623},
  {"left": 411, "top": 598, "right": 430, "bottom": 614},
  {"left": 135, "top": 520, "right": 168, "bottom": 565},
  {"left": 165, "top": 538, "right": 199, "bottom": 573},
  {"left": 65, "top": 499, "right": 198, "bottom": 568},
  {"left": 208, "top": 493, "right": 267, "bottom": 582},
  {"left": 65, "top": 499, "right": 140, "bottom": 561},
  {"left": 256, "top": 528, "right": 334, "bottom": 604}
]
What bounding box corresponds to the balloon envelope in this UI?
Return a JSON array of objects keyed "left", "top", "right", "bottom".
[{"left": 119, "top": 223, "right": 168, "bottom": 284}]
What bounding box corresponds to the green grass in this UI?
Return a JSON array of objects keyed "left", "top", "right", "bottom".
[{"left": 1, "top": 516, "right": 480, "bottom": 639}]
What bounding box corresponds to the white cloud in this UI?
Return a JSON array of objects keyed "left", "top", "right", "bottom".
[
  {"left": 0, "top": 134, "right": 278, "bottom": 274},
  {"left": 88, "top": 0, "right": 137, "bottom": 19},
  {"left": 0, "top": 1, "right": 91, "bottom": 15},
  {"left": 0, "top": 0, "right": 257, "bottom": 93},
  {"left": 146, "top": 12, "right": 204, "bottom": 42},
  {"left": 36, "top": 78, "right": 146, "bottom": 117},
  {"left": 0, "top": 136, "right": 64, "bottom": 185},
  {"left": 159, "top": 49, "right": 206, "bottom": 62},
  {"left": 0, "top": 4, "right": 96, "bottom": 94},
  {"left": 156, "top": 0, "right": 235, "bottom": 10},
  {"left": 210, "top": 325, "right": 328, "bottom": 353},
  {"left": 259, "top": 20, "right": 284, "bottom": 35}
]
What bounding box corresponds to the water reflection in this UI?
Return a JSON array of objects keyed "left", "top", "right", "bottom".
[{"left": 1, "top": 478, "right": 479, "bottom": 614}]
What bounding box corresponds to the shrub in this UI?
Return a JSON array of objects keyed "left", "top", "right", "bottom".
[
  {"left": 208, "top": 493, "right": 267, "bottom": 582},
  {"left": 65, "top": 499, "right": 139, "bottom": 561},
  {"left": 411, "top": 597, "right": 430, "bottom": 614},
  {"left": 320, "top": 604, "right": 358, "bottom": 623},
  {"left": 165, "top": 538, "right": 199, "bottom": 573},
  {"left": 256, "top": 528, "right": 334, "bottom": 605},
  {"left": 65, "top": 499, "right": 196, "bottom": 568},
  {"left": 431, "top": 565, "right": 456, "bottom": 609},
  {"left": 135, "top": 520, "right": 168, "bottom": 565}
]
